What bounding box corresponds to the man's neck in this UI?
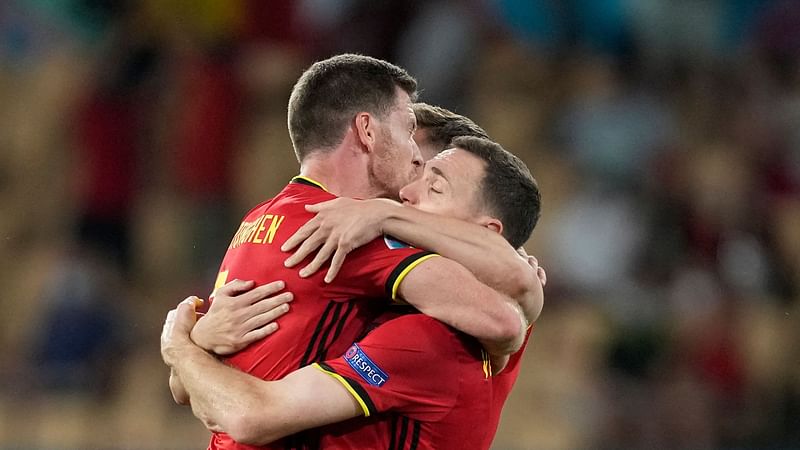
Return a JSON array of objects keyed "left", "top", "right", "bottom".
[{"left": 299, "top": 151, "right": 381, "bottom": 200}]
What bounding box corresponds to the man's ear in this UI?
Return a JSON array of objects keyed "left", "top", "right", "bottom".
[
  {"left": 481, "top": 216, "right": 504, "bottom": 236},
  {"left": 354, "top": 112, "right": 377, "bottom": 154}
]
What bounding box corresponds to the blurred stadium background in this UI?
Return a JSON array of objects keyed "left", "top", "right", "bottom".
[{"left": 0, "top": 0, "right": 798, "bottom": 449}]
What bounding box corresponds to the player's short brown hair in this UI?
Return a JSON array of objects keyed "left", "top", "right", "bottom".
[
  {"left": 412, "top": 103, "right": 490, "bottom": 153},
  {"left": 451, "top": 136, "right": 541, "bottom": 248},
  {"left": 288, "top": 54, "right": 417, "bottom": 162}
]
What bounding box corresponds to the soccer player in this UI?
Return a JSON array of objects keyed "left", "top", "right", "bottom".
[
  {"left": 187, "top": 103, "right": 510, "bottom": 356},
  {"left": 168, "top": 55, "right": 539, "bottom": 449},
  {"left": 280, "top": 102, "right": 529, "bottom": 311},
  {"left": 162, "top": 136, "right": 543, "bottom": 449}
]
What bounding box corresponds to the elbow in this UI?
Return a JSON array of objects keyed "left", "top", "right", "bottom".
[
  {"left": 224, "top": 413, "right": 276, "bottom": 446},
  {"left": 222, "top": 413, "right": 270, "bottom": 445},
  {"left": 507, "top": 263, "right": 536, "bottom": 300},
  {"left": 508, "top": 264, "right": 543, "bottom": 324},
  {"left": 527, "top": 292, "right": 544, "bottom": 323},
  {"left": 226, "top": 416, "right": 263, "bottom": 445},
  {"left": 202, "top": 384, "right": 285, "bottom": 445},
  {"left": 491, "top": 308, "right": 525, "bottom": 355}
]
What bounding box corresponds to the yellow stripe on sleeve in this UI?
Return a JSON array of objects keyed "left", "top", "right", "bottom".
[
  {"left": 391, "top": 253, "right": 440, "bottom": 300},
  {"left": 312, "top": 363, "right": 372, "bottom": 417}
]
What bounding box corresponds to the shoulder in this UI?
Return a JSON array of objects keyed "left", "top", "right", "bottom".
[
  {"left": 246, "top": 181, "right": 335, "bottom": 208},
  {"left": 356, "top": 234, "right": 426, "bottom": 257},
  {"left": 364, "top": 314, "right": 459, "bottom": 351},
  {"left": 371, "top": 313, "right": 451, "bottom": 332},
  {"left": 240, "top": 197, "right": 274, "bottom": 217}
]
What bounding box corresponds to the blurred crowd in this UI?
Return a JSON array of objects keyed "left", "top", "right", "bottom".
[{"left": 0, "top": 0, "right": 798, "bottom": 449}]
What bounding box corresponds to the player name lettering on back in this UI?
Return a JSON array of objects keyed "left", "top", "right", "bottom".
[
  {"left": 344, "top": 344, "right": 388, "bottom": 387},
  {"left": 229, "top": 214, "right": 285, "bottom": 249}
]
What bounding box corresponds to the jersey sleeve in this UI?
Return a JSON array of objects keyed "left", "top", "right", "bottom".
[
  {"left": 312, "top": 315, "right": 465, "bottom": 422},
  {"left": 323, "top": 235, "right": 438, "bottom": 302}
]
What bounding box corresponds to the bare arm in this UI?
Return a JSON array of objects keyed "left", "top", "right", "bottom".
[
  {"left": 379, "top": 203, "right": 543, "bottom": 323},
  {"left": 395, "top": 256, "right": 526, "bottom": 356},
  {"left": 167, "top": 281, "right": 294, "bottom": 406},
  {"left": 161, "top": 300, "right": 361, "bottom": 445},
  {"left": 282, "top": 198, "right": 542, "bottom": 323}
]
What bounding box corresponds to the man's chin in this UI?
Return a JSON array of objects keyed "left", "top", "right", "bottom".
[{"left": 367, "top": 177, "right": 402, "bottom": 201}]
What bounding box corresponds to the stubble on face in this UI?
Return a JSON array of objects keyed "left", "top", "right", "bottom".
[
  {"left": 367, "top": 131, "right": 402, "bottom": 200},
  {"left": 366, "top": 92, "right": 418, "bottom": 200}
]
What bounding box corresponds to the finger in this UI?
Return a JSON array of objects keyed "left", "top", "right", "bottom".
[
  {"left": 181, "top": 296, "right": 202, "bottom": 309},
  {"left": 241, "top": 322, "right": 280, "bottom": 343},
  {"left": 284, "top": 230, "right": 327, "bottom": 268},
  {"left": 245, "top": 299, "right": 292, "bottom": 330},
  {"left": 162, "top": 309, "right": 177, "bottom": 340},
  {"left": 251, "top": 292, "right": 294, "bottom": 316},
  {"left": 264, "top": 291, "right": 294, "bottom": 308},
  {"left": 185, "top": 296, "right": 205, "bottom": 318},
  {"left": 242, "top": 281, "right": 286, "bottom": 305},
  {"left": 324, "top": 246, "right": 350, "bottom": 283},
  {"left": 173, "top": 298, "right": 199, "bottom": 332},
  {"left": 217, "top": 279, "right": 256, "bottom": 297},
  {"left": 299, "top": 239, "right": 337, "bottom": 278},
  {"left": 188, "top": 296, "right": 204, "bottom": 309},
  {"left": 281, "top": 218, "right": 320, "bottom": 252},
  {"left": 304, "top": 199, "right": 337, "bottom": 213}
]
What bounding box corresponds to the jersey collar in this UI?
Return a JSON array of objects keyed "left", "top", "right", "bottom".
[{"left": 291, "top": 175, "right": 330, "bottom": 192}]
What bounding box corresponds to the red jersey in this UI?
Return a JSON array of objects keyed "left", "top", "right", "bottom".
[
  {"left": 208, "top": 177, "right": 436, "bottom": 450},
  {"left": 309, "top": 314, "right": 533, "bottom": 450}
]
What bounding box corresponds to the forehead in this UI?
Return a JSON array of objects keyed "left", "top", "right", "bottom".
[{"left": 428, "top": 148, "right": 486, "bottom": 183}]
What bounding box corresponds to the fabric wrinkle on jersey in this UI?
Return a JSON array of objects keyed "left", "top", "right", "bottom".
[{"left": 207, "top": 176, "right": 436, "bottom": 450}]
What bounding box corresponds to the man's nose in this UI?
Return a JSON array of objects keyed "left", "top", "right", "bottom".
[{"left": 399, "top": 185, "right": 415, "bottom": 205}]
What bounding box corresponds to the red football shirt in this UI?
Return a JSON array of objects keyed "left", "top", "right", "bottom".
[
  {"left": 309, "top": 314, "right": 533, "bottom": 450},
  {"left": 207, "top": 177, "right": 437, "bottom": 450}
]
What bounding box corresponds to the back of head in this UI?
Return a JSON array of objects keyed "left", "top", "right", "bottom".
[
  {"left": 413, "top": 103, "right": 490, "bottom": 153},
  {"left": 288, "top": 54, "right": 417, "bottom": 162},
  {"left": 451, "top": 136, "right": 541, "bottom": 248}
]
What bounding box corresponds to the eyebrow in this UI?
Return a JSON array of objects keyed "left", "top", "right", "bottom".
[{"left": 430, "top": 165, "right": 448, "bottom": 182}]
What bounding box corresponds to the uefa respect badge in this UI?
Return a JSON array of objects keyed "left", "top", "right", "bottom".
[{"left": 344, "top": 344, "right": 389, "bottom": 387}]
